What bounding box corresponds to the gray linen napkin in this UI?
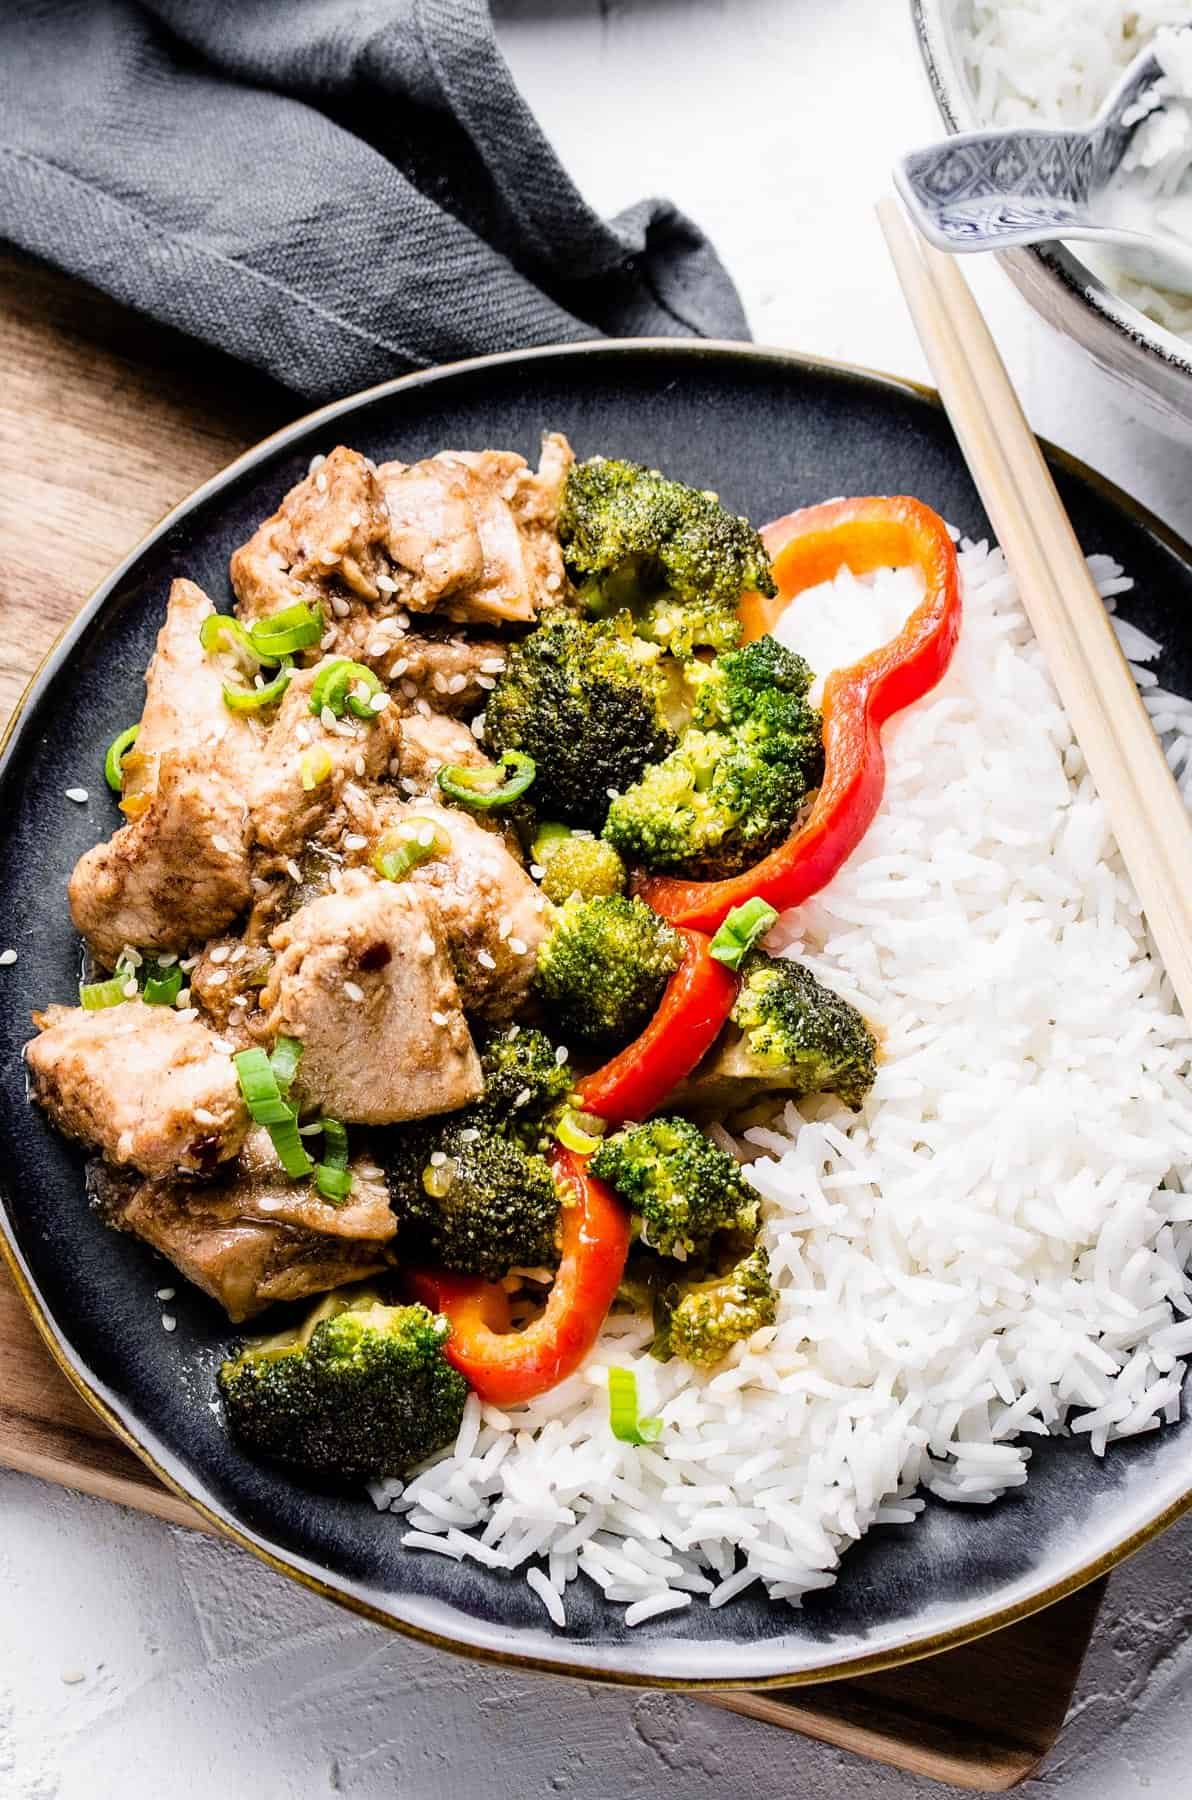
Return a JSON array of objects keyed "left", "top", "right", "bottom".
[{"left": 0, "top": 0, "right": 748, "bottom": 399}]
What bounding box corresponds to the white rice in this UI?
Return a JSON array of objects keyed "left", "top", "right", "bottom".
[
  {"left": 961, "top": 2, "right": 1192, "bottom": 337},
  {"left": 371, "top": 539, "right": 1192, "bottom": 1625}
]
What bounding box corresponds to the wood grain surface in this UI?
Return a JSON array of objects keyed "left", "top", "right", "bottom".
[{"left": 0, "top": 246, "right": 1101, "bottom": 1792}]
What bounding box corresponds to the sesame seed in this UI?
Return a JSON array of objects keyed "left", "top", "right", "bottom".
[
  {"left": 475, "top": 674, "right": 495, "bottom": 691},
  {"left": 343, "top": 980, "right": 365, "bottom": 1002},
  {"left": 121, "top": 977, "right": 139, "bottom": 999},
  {"left": 397, "top": 612, "right": 410, "bottom": 629},
  {"left": 174, "top": 987, "right": 192, "bottom": 1008},
  {"left": 320, "top": 630, "right": 337, "bottom": 650},
  {"left": 342, "top": 781, "right": 367, "bottom": 805},
  {"left": 193, "top": 1107, "right": 217, "bottom": 1126},
  {"left": 353, "top": 755, "right": 366, "bottom": 777},
  {"left": 211, "top": 1037, "right": 234, "bottom": 1055},
  {"left": 471, "top": 714, "right": 486, "bottom": 740},
  {"left": 179, "top": 953, "right": 199, "bottom": 970},
  {"left": 230, "top": 993, "right": 249, "bottom": 1008},
  {"left": 161, "top": 1314, "right": 177, "bottom": 1333},
  {"left": 530, "top": 864, "right": 546, "bottom": 880},
  {"left": 459, "top": 1127, "right": 481, "bottom": 1144},
  {"left": 0, "top": 949, "right": 16, "bottom": 967},
  {"left": 349, "top": 509, "right": 361, "bottom": 528},
  {"left": 415, "top": 699, "right": 431, "bottom": 718},
  {"left": 177, "top": 1007, "right": 199, "bottom": 1022},
  {"left": 418, "top": 932, "right": 436, "bottom": 958},
  {"left": 446, "top": 673, "right": 468, "bottom": 695},
  {"left": 370, "top": 692, "right": 391, "bottom": 713},
  {"left": 211, "top": 834, "right": 232, "bottom": 855},
  {"left": 295, "top": 721, "right": 312, "bottom": 745},
  {"left": 375, "top": 573, "right": 398, "bottom": 594},
  {"left": 432, "top": 672, "right": 449, "bottom": 694},
  {"left": 65, "top": 786, "right": 88, "bottom": 803},
  {"left": 399, "top": 776, "right": 420, "bottom": 795},
  {"left": 606, "top": 787, "right": 620, "bottom": 801},
  {"left": 555, "top": 1045, "right": 569, "bottom": 1064},
  {"left": 430, "top": 1010, "right": 448, "bottom": 1027},
  {"left": 479, "top": 657, "right": 506, "bottom": 674},
  {"left": 330, "top": 595, "right": 351, "bottom": 618},
  {"left": 509, "top": 937, "right": 527, "bottom": 955},
  {"left": 251, "top": 876, "right": 272, "bottom": 896},
  {"left": 230, "top": 945, "right": 247, "bottom": 963},
  {"left": 315, "top": 471, "right": 328, "bottom": 493},
  {"left": 507, "top": 1024, "right": 521, "bottom": 1038},
  {"left": 286, "top": 859, "right": 303, "bottom": 882},
  {"left": 343, "top": 833, "right": 367, "bottom": 851},
  {"left": 401, "top": 679, "right": 418, "bottom": 699},
  {"left": 308, "top": 453, "right": 326, "bottom": 475},
  {"left": 498, "top": 916, "right": 512, "bottom": 940},
  {"left": 320, "top": 705, "right": 337, "bottom": 730},
  {"left": 59, "top": 1668, "right": 86, "bottom": 1686},
  {"left": 357, "top": 1164, "right": 383, "bottom": 1180},
  {"left": 545, "top": 572, "right": 562, "bottom": 592},
  {"left": 156, "top": 1287, "right": 175, "bottom": 1301},
  {"left": 501, "top": 478, "right": 519, "bottom": 501},
  {"left": 208, "top": 945, "right": 231, "bottom": 964},
  {"left": 389, "top": 658, "right": 409, "bottom": 679},
  {"left": 477, "top": 949, "right": 496, "bottom": 970},
  {"left": 513, "top": 1087, "right": 532, "bottom": 1108},
  {"left": 429, "top": 1150, "right": 447, "bottom": 1167},
  {"left": 206, "top": 969, "right": 229, "bottom": 987},
  {"left": 155, "top": 951, "right": 178, "bottom": 967},
  {"left": 417, "top": 824, "right": 437, "bottom": 848}
]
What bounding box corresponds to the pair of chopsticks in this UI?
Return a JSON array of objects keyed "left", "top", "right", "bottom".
[{"left": 877, "top": 196, "right": 1192, "bottom": 1019}]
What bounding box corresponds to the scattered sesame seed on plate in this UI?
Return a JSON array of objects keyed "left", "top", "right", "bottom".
[
  {"left": 59, "top": 1667, "right": 86, "bottom": 1686},
  {"left": 64, "top": 786, "right": 88, "bottom": 803},
  {"left": 343, "top": 980, "right": 365, "bottom": 1002},
  {"left": 155, "top": 1287, "right": 175, "bottom": 1301},
  {"left": 0, "top": 949, "right": 16, "bottom": 967},
  {"left": 161, "top": 1314, "right": 177, "bottom": 1333}
]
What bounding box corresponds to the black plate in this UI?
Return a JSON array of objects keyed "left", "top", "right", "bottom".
[{"left": 4, "top": 342, "right": 1192, "bottom": 1687}]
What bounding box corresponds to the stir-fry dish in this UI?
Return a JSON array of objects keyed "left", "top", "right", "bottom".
[{"left": 25, "top": 435, "right": 962, "bottom": 1541}]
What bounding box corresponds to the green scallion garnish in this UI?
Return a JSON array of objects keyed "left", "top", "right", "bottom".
[
  {"left": 104, "top": 724, "right": 140, "bottom": 794},
  {"left": 200, "top": 613, "right": 267, "bottom": 666},
  {"left": 221, "top": 658, "right": 294, "bottom": 713},
  {"left": 607, "top": 1367, "right": 662, "bottom": 1446},
  {"left": 370, "top": 818, "right": 451, "bottom": 882},
  {"left": 248, "top": 602, "right": 323, "bottom": 659},
  {"left": 437, "top": 750, "right": 535, "bottom": 811},
  {"left": 79, "top": 975, "right": 133, "bottom": 1010},
  {"left": 233, "top": 1043, "right": 316, "bottom": 1178},
  {"left": 308, "top": 658, "right": 384, "bottom": 721},
  {"left": 269, "top": 1035, "right": 304, "bottom": 1097},
  {"left": 313, "top": 1116, "right": 352, "bottom": 1204},
  {"left": 555, "top": 1109, "right": 607, "bottom": 1155},
  {"left": 266, "top": 1111, "right": 317, "bottom": 1179},
  {"left": 709, "top": 897, "right": 779, "bottom": 971},
  {"left": 141, "top": 962, "right": 183, "bottom": 1006}
]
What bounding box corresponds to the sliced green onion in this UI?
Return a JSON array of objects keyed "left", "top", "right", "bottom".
[
  {"left": 249, "top": 602, "right": 323, "bottom": 659},
  {"left": 709, "top": 897, "right": 779, "bottom": 971},
  {"left": 607, "top": 1367, "right": 662, "bottom": 1446},
  {"left": 530, "top": 821, "right": 571, "bottom": 866},
  {"left": 555, "top": 1108, "right": 607, "bottom": 1155},
  {"left": 299, "top": 744, "right": 333, "bottom": 791},
  {"left": 200, "top": 613, "right": 268, "bottom": 666},
  {"left": 269, "top": 1036, "right": 304, "bottom": 1096},
  {"left": 319, "top": 1116, "right": 349, "bottom": 1170},
  {"left": 222, "top": 658, "right": 293, "bottom": 713},
  {"left": 266, "top": 1111, "right": 316, "bottom": 1179},
  {"left": 371, "top": 819, "right": 451, "bottom": 882},
  {"left": 233, "top": 1048, "right": 295, "bottom": 1126},
  {"left": 437, "top": 751, "right": 535, "bottom": 811},
  {"left": 104, "top": 724, "right": 140, "bottom": 793},
  {"left": 79, "top": 976, "right": 132, "bottom": 1010},
  {"left": 309, "top": 658, "right": 383, "bottom": 720},
  {"left": 314, "top": 1164, "right": 354, "bottom": 1204},
  {"left": 142, "top": 963, "right": 182, "bottom": 1006}
]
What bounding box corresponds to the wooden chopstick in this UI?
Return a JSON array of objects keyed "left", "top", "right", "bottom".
[{"left": 876, "top": 194, "right": 1192, "bottom": 1019}]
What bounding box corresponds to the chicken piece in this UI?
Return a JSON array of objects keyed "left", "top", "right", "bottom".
[
  {"left": 229, "top": 435, "right": 572, "bottom": 639},
  {"left": 68, "top": 580, "right": 257, "bottom": 965},
  {"left": 248, "top": 659, "right": 401, "bottom": 858},
  {"left": 345, "top": 799, "right": 546, "bottom": 1020},
  {"left": 377, "top": 434, "right": 572, "bottom": 625},
  {"left": 27, "top": 1000, "right": 248, "bottom": 1178},
  {"left": 396, "top": 711, "right": 491, "bottom": 795},
  {"left": 259, "top": 872, "right": 482, "bottom": 1123},
  {"left": 387, "top": 632, "right": 508, "bottom": 710},
  {"left": 230, "top": 446, "right": 392, "bottom": 621},
  {"left": 100, "top": 1132, "right": 396, "bottom": 1322}
]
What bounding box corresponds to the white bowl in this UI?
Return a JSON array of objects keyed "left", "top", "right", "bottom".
[{"left": 911, "top": 0, "right": 1192, "bottom": 438}]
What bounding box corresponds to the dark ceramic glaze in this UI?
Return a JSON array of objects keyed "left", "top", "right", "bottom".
[{"left": 3, "top": 343, "right": 1192, "bottom": 1686}]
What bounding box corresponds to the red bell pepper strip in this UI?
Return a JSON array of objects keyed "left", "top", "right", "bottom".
[
  {"left": 575, "top": 926, "right": 738, "bottom": 1127},
  {"left": 408, "top": 1145, "right": 631, "bottom": 1406},
  {"left": 637, "top": 495, "right": 962, "bottom": 934}
]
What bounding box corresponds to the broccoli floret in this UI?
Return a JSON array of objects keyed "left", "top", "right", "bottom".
[
  {"left": 536, "top": 829, "right": 627, "bottom": 904},
  {"left": 603, "top": 638, "right": 824, "bottom": 878},
  {"left": 591, "top": 1115, "right": 760, "bottom": 1257},
  {"left": 478, "top": 1024, "right": 573, "bottom": 1134},
  {"left": 731, "top": 951, "right": 877, "bottom": 1110},
  {"left": 534, "top": 894, "right": 682, "bottom": 1048},
  {"left": 387, "top": 1114, "right": 561, "bottom": 1279},
  {"left": 217, "top": 1291, "right": 467, "bottom": 1480},
  {"left": 633, "top": 593, "right": 743, "bottom": 659},
  {"left": 559, "top": 458, "right": 776, "bottom": 625},
  {"left": 483, "top": 611, "right": 678, "bottom": 829},
  {"left": 655, "top": 1247, "right": 778, "bottom": 1368}
]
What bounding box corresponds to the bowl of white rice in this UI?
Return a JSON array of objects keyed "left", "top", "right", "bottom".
[{"left": 912, "top": 0, "right": 1192, "bottom": 437}]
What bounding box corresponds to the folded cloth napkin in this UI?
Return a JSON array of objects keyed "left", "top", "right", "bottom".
[{"left": 0, "top": 0, "right": 747, "bottom": 400}]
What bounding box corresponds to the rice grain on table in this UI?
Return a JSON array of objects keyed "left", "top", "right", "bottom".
[{"left": 373, "top": 538, "right": 1192, "bottom": 1624}]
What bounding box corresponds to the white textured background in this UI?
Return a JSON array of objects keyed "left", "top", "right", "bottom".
[{"left": 5, "top": 3, "right": 1192, "bottom": 1796}]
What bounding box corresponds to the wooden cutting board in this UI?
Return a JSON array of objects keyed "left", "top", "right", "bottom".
[{"left": 0, "top": 247, "right": 1104, "bottom": 1792}]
